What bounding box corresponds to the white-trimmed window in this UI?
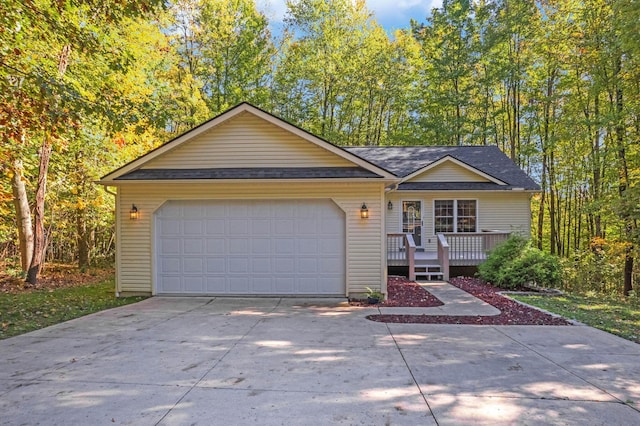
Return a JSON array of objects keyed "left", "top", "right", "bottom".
[{"left": 434, "top": 200, "right": 477, "bottom": 233}]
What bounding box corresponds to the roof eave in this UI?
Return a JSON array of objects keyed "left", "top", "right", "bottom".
[{"left": 98, "top": 177, "right": 400, "bottom": 186}]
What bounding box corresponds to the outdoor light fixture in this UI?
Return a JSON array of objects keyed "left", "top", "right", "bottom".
[
  {"left": 388, "top": 201, "right": 393, "bottom": 210},
  {"left": 130, "top": 204, "right": 139, "bottom": 220},
  {"left": 360, "top": 203, "right": 369, "bottom": 219}
]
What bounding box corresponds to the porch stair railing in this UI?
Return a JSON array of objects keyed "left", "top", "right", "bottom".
[{"left": 386, "top": 233, "right": 416, "bottom": 281}]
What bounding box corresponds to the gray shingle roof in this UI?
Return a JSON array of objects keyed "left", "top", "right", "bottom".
[
  {"left": 344, "top": 146, "right": 540, "bottom": 190},
  {"left": 116, "top": 167, "right": 382, "bottom": 180}
]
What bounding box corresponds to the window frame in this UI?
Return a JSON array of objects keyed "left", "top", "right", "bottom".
[{"left": 433, "top": 199, "right": 478, "bottom": 233}]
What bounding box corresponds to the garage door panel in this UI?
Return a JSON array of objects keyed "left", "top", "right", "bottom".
[
  {"left": 319, "top": 238, "right": 342, "bottom": 254},
  {"left": 183, "top": 239, "right": 204, "bottom": 254},
  {"left": 156, "top": 199, "right": 345, "bottom": 295},
  {"left": 229, "top": 277, "right": 250, "bottom": 293},
  {"left": 319, "top": 257, "right": 343, "bottom": 271},
  {"left": 206, "top": 276, "right": 226, "bottom": 292},
  {"left": 206, "top": 257, "right": 225, "bottom": 273},
  {"left": 183, "top": 220, "right": 203, "bottom": 235},
  {"left": 298, "top": 277, "right": 319, "bottom": 293},
  {"left": 251, "top": 219, "right": 271, "bottom": 235},
  {"left": 183, "top": 205, "right": 204, "bottom": 219},
  {"left": 161, "top": 238, "right": 181, "bottom": 255},
  {"left": 205, "top": 203, "right": 226, "bottom": 216},
  {"left": 160, "top": 257, "right": 181, "bottom": 274},
  {"left": 206, "top": 219, "right": 225, "bottom": 235},
  {"left": 297, "top": 257, "right": 318, "bottom": 273},
  {"left": 160, "top": 276, "right": 182, "bottom": 292},
  {"left": 228, "top": 238, "right": 249, "bottom": 254},
  {"left": 184, "top": 276, "right": 204, "bottom": 292},
  {"left": 251, "top": 239, "right": 271, "bottom": 254},
  {"left": 229, "top": 219, "right": 249, "bottom": 234},
  {"left": 251, "top": 257, "right": 271, "bottom": 273},
  {"left": 275, "top": 219, "right": 293, "bottom": 235},
  {"left": 251, "top": 277, "right": 272, "bottom": 292},
  {"left": 228, "top": 257, "right": 249, "bottom": 273},
  {"left": 183, "top": 257, "right": 203, "bottom": 273},
  {"left": 206, "top": 238, "right": 226, "bottom": 253},
  {"left": 274, "top": 238, "right": 295, "bottom": 254},
  {"left": 297, "top": 238, "right": 318, "bottom": 254},
  {"left": 296, "top": 219, "right": 318, "bottom": 234},
  {"left": 274, "top": 277, "right": 295, "bottom": 293},
  {"left": 274, "top": 257, "right": 294, "bottom": 273},
  {"left": 321, "top": 224, "right": 342, "bottom": 235},
  {"left": 161, "top": 220, "right": 181, "bottom": 235}
]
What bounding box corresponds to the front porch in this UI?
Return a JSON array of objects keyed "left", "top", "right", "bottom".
[{"left": 387, "top": 231, "right": 510, "bottom": 281}]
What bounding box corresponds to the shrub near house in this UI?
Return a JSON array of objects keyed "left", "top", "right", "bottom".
[{"left": 478, "top": 235, "right": 562, "bottom": 290}]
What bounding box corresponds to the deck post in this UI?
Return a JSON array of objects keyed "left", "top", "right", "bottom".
[
  {"left": 406, "top": 234, "right": 416, "bottom": 281},
  {"left": 437, "top": 233, "right": 450, "bottom": 281}
]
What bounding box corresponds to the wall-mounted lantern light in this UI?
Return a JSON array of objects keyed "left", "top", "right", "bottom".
[
  {"left": 387, "top": 201, "right": 393, "bottom": 210},
  {"left": 360, "top": 203, "right": 369, "bottom": 219},
  {"left": 129, "top": 204, "right": 139, "bottom": 220}
]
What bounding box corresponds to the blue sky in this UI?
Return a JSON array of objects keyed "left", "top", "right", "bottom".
[{"left": 256, "top": 0, "right": 443, "bottom": 32}]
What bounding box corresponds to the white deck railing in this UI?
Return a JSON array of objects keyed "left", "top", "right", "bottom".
[{"left": 439, "top": 231, "right": 510, "bottom": 266}]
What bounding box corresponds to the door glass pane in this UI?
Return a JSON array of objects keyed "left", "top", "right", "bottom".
[
  {"left": 434, "top": 200, "right": 454, "bottom": 233},
  {"left": 402, "top": 201, "right": 422, "bottom": 246}
]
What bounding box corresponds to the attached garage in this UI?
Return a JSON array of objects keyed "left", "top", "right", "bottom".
[
  {"left": 100, "top": 103, "right": 394, "bottom": 297},
  {"left": 155, "top": 199, "right": 345, "bottom": 295}
]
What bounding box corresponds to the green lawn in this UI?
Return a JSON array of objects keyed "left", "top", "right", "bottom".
[
  {"left": 513, "top": 293, "right": 640, "bottom": 344},
  {"left": 0, "top": 278, "right": 146, "bottom": 340}
]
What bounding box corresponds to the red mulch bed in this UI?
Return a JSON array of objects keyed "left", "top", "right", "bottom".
[
  {"left": 367, "top": 276, "right": 571, "bottom": 326},
  {"left": 380, "top": 276, "right": 444, "bottom": 307}
]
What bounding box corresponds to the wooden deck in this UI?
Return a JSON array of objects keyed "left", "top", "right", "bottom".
[{"left": 387, "top": 232, "right": 510, "bottom": 281}]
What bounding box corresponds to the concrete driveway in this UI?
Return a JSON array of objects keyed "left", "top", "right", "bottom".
[{"left": 0, "top": 297, "right": 639, "bottom": 425}]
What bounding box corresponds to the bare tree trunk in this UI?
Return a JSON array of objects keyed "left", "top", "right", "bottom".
[
  {"left": 536, "top": 153, "right": 547, "bottom": 250},
  {"left": 11, "top": 159, "right": 34, "bottom": 272},
  {"left": 26, "top": 138, "right": 52, "bottom": 285},
  {"left": 77, "top": 206, "right": 90, "bottom": 271}
]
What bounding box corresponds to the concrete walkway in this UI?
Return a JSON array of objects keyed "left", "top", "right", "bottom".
[
  {"left": 0, "top": 295, "right": 639, "bottom": 425},
  {"left": 379, "top": 281, "right": 501, "bottom": 316}
]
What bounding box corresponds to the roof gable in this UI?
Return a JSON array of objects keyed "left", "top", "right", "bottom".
[
  {"left": 142, "top": 111, "right": 353, "bottom": 169},
  {"left": 402, "top": 156, "right": 505, "bottom": 185},
  {"left": 101, "top": 103, "right": 394, "bottom": 183}
]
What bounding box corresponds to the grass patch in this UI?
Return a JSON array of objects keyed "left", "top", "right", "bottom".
[
  {"left": 0, "top": 277, "right": 147, "bottom": 340},
  {"left": 512, "top": 293, "right": 640, "bottom": 344}
]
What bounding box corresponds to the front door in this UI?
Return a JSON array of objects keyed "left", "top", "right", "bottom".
[{"left": 402, "top": 200, "right": 422, "bottom": 247}]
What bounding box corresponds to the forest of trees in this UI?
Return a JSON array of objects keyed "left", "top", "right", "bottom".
[{"left": 1, "top": 0, "right": 638, "bottom": 294}]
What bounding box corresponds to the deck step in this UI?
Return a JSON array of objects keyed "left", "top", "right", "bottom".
[
  {"left": 414, "top": 272, "right": 444, "bottom": 281},
  {"left": 414, "top": 263, "right": 443, "bottom": 281}
]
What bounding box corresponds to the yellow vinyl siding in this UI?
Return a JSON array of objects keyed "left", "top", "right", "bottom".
[
  {"left": 117, "top": 181, "right": 385, "bottom": 296},
  {"left": 143, "top": 112, "right": 352, "bottom": 169},
  {"left": 385, "top": 191, "right": 532, "bottom": 252},
  {"left": 408, "top": 161, "right": 490, "bottom": 183}
]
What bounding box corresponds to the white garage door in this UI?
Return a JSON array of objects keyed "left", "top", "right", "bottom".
[{"left": 155, "top": 199, "right": 345, "bottom": 295}]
